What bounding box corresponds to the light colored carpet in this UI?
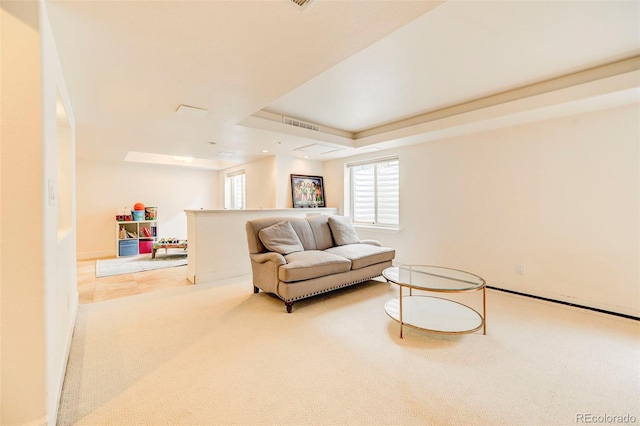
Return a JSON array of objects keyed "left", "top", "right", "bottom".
[
  {"left": 58, "top": 277, "right": 639, "bottom": 425},
  {"left": 95, "top": 254, "right": 187, "bottom": 278}
]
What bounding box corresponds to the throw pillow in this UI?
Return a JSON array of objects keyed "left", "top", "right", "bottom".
[
  {"left": 258, "top": 221, "right": 305, "bottom": 255},
  {"left": 328, "top": 215, "right": 360, "bottom": 246}
]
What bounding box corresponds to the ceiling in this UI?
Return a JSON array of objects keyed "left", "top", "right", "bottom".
[{"left": 46, "top": 0, "right": 640, "bottom": 170}]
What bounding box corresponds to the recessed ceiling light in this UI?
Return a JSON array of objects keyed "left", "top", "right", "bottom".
[
  {"left": 262, "top": 149, "right": 269, "bottom": 153},
  {"left": 173, "top": 155, "right": 194, "bottom": 163},
  {"left": 176, "top": 104, "right": 209, "bottom": 118},
  {"left": 217, "top": 151, "right": 234, "bottom": 157}
]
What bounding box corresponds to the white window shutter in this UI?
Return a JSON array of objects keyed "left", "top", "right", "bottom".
[
  {"left": 349, "top": 158, "right": 399, "bottom": 226},
  {"left": 226, "top": 170, "right": 246, "bottom": 209},
  {"left": 352, "top": 164, "right": 375, "bottom": 223},
  {"left": 376, "top": 160, "right": 399, "bottom": 225}
]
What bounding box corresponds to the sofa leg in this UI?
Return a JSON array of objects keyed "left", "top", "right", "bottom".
[
  {"left": 285, "top": 301, "right": 294, "bottom": 313},
  {"left": 253, "top": 286, "right": 259, "bottom": 294}
]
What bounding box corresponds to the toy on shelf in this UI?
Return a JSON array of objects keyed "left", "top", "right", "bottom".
[
  {"left": 158, "top": 237, "right": 181, "bottom": 244},
  {"left": 116, "top": 207, "right": 132, "bottom": 222},
  {"left": 152, "top": 238, "right": 187, "bottom": 259}
]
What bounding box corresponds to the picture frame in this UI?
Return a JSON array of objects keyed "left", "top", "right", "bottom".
[{"left": 290, "top": 174, "right": 325, "bottom": 208}]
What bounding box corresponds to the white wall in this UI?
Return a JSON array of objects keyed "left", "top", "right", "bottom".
[
  {"left": 1, "top": 1, "right": 79, "bottom": 424},
  {"left": 324, "top": 104, "right": 640, "bottom": 317},
  {"left": 217, "top": 155, "right": 323, "bottom": 209},
  {"left": 78, "top": 152, "right": 325, "bottom": 259},
  {"left": 186, "top": 207, "right": 338, "bottom": 283},
  {"left": 42, "top": 2, "right": 78, "bottom": 424},
  {"left": 275, "top": 155, "right": 324, "bottom": 208},
  {"left": 220, "top": 156, "right": 276, "bottom": 209},
  {"left": 0, "top": 3, "right": 46, "bottom": 424},
  {"left": 76, "top": 160, "right": 218, "bottom": 259}
]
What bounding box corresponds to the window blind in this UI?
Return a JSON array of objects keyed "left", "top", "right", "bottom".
[
  {"left": 225, "top": 170, "right": 246, "bottom": 209},
  {"left": 349, "top": 158, "right": 399, "bottom": 226}
]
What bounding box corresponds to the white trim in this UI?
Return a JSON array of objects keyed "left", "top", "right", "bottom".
[
  {"left": 486, "top": 282, "right": 640, "bottom": 319},
  {"left": 76, "top": 249, "right": 113, "bottom": 260},
  {"left": 47, "top": 294, "right": 79, "bottom": 426},
  {"left": 226, "top": 169, "right": 246, "bottom": 177},
  {"left": 345, "top": 155, "right": 399, "bottom": 168},
  {"left": 20, "top": 416, "right": 47, "bottom": 426},
  {"left": 354, "top": 224, "right": 401, "bottom": 234}
]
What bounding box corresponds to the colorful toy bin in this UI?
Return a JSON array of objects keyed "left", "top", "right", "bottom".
[
  {"left": 145, "top": 207, "right": 157, "bottom": 220},
  {"left": 139, "top": 240, "right": 153, "bottom": 254},
  {"left": 132, "top": 202, "right": 145, "bottom": 221},
  {"left": 116, "top": 208, "right": 132, "bottom": 221}
]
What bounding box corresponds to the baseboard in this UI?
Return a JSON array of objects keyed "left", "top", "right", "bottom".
[
  {"left": 20, "top": 416, "right": 47, "bottom": 426},
  {"left": 47, "top": 293, "right": 79, "bottom": 426},
  {"left": 487, "top": 286, "right": 640, "bottom": 321},
  {"left": 194, "top": 268, "right": 249, "bottom": 284},
  {"left": 77, "top": 249, "right": 113, "bottom": 260}
]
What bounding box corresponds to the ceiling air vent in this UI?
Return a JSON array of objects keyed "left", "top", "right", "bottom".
[
  {"left": 282, "top": 116, "right": 319, "bottom": 132},
  {"left": 286, "top": 0, "right": 314, "bottom": 10}
]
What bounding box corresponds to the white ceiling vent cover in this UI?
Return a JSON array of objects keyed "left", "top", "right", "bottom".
[
  {"left": 294, "top": 144, "right": 343, "bottom": 155},
  {"left": 282, "top": 116, "right": 319, "bottom": 132},
  {"left": 286, "top": 0, "right": 314, "bottom": 10},
  {"left": 176, "top": 104, "right": 208, "bottom": 118}
]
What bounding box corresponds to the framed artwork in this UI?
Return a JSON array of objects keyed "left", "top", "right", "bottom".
[{"left": 291, "top": 174, "right": 325, "bottom": 208}]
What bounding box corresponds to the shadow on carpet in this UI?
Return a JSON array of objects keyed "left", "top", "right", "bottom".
[{"left": 95, "top": 254, "right": 187, "bottom": 277}]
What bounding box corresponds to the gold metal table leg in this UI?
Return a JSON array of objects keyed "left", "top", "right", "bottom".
[
  {"left": 399, "top": 285, "right": 404, "bottom": 338},
  {"left": 482, "top": 286, "right": 487, "bottom": 335}
]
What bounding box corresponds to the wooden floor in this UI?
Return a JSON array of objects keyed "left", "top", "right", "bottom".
[{"left": 77, "top": 258, "right": 192, "bottom": 304}]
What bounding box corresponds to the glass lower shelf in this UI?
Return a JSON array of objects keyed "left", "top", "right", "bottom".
[{"left": 384, "top": 296, "right": 483, "bottom": 334}]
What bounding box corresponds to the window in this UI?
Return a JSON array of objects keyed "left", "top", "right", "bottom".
[
  {"left": 225, "top": 170, "right": 246, "bottom": 209},
  {"left": 348, "top": 157, "right": 399, "bottom": 227}
]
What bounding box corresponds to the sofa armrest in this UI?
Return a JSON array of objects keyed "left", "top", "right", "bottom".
[
  {"left": 250, "top": 251, "right": 287, "bottom": 265},
  {"left": 360, "top": 239, "right": 382, "bottom": 247},
  {"left": 249, "top": 252, "right": 286, "bottom": 294}
]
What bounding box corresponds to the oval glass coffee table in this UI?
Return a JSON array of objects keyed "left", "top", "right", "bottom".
[{"left": 382, "top": 265, "right": 486, "bottom": 338}]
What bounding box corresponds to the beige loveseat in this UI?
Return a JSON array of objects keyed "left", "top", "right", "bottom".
[{"left": 246, "top": 215, "right": 395, "bottom": 312}]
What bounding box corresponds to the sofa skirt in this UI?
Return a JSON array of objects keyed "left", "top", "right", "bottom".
[{"left": 275, "top": 260, "right": 393, "bottom": 302}]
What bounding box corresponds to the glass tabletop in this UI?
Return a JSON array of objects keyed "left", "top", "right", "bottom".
[{"left": 382, "top": 265, "right": 485, "bottom": 292}]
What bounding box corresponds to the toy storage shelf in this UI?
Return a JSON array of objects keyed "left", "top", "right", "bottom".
[{"left": 116, "top": 220, "right": 158, "bottom": 257}]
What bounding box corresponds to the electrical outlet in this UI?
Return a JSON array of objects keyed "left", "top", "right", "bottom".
[{"left": 516, "top": 263, "right": 525, "bottom": 275}]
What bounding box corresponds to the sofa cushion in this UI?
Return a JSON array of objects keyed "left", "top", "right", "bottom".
[
  {"left": 306, "top": 215, "right": 335, "bottom": 250},
  {"left": 324, "top": 244, "right": 395, "bottom": 270},
  {"left": 258, "top": 221, "right": 305, "bottom": 255},
  {"left": 288, "top": 218, "right": 317, "bottom": 250},
  {"left": 280, "top": 250, "right": 351, "bottom": 282},
  {"left": 328, "top": 215, "right": 360, "bottom": 246}
]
